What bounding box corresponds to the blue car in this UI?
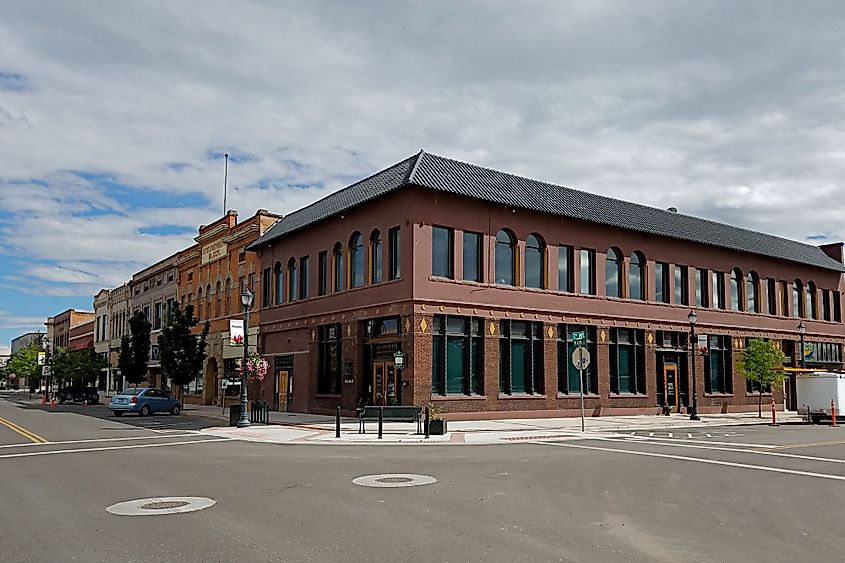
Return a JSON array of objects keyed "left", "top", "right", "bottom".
[{"left": 109, "top": 388, "right": 182, "bottom": 417}]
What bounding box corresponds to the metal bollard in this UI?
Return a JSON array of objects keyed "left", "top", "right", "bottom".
[
  {"left": 424, "top": 406, "right": 430, "bottom": 439},
  {"left": 832, "top": 399, "right": 838, "bottom": 427},
  {"left": 336, "top": 405, "right": 341, "bottom": 438},
  {"left": 770, "top": 397, "right": 777, "bottom": 426},
  {"left": 378, "top": 406, "right": 383, "bottom": 439}
]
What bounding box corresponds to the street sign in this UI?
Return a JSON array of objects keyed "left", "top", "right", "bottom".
[
  {"left": 393, "top": 350, "right": 405, "bottom": 369},
  {"left": 571, "top": 347, "right": 591, "bottom": 370},
  {"left": 42, "top": 366, "right": 51, "bottom": 376},
  {"left": 37, "top": 352, "right": 45, "bottom": 366},
  {"left": 571, "top": 330, "right": 586, "bottom": 344},
  {"left": 222, "top": 379, "right": 229, "bottom": 389}
]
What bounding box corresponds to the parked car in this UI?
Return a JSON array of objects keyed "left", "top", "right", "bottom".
[
  {"left": 57, "top": 386, "right": 99, "bottom": 404},
  {"left": 109, "top": 387, "right": 182, "bottom": 417}
]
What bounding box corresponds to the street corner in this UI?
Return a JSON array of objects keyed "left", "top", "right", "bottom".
[{"left": 201, "top": 425, "right": 323, "bottom": 444}]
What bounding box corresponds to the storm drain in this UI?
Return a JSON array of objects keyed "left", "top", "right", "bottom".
[
  {"left": 353, "top": 474, "right": 437, "bottom": 488},
  {"left": 107, "top": 497, "right": 216, "bottom": 516}
]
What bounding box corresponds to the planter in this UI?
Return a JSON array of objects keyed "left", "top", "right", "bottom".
[{"left": 429, "top": 419, "right": 447, "bottom": 435}]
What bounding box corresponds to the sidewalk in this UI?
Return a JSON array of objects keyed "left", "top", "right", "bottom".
[{"left": 199, "top": 409, "right": 806, "bottom": 446}]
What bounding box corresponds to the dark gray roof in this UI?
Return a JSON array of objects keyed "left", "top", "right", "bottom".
[{"left": 248, "top": 151, "right": 845, "bottom": 272}]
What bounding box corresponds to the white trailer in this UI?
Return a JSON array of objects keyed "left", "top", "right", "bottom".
[{"left": 795, "top": 371, "right": 845, "bottom": 423}]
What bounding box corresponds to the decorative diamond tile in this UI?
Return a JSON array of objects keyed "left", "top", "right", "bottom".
[{"left": 420, "top": 318, "right": 428, "bottom": 333}]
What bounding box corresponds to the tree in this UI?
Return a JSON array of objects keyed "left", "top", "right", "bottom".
[
  {"left": 118, "top": 311, "right": 151, "bottom": 387},
  {"left": 6, "top": 342, "right": 42, "bottom": 389},
  {"left": 738, "top": 338, "right": 787, "bottom": 417},
  {"left": 52, "top": 348, "right": 106, "bottom": 387},
  {"left": 159, "top": 303, "right": 210, "bottom": 401}
]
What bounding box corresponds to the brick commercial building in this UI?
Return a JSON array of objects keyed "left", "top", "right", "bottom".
[
  {"left": 176, "top": 209, "right": 280, "bottom": 406},
  {"left": 247, "top": 151, "right": 845, "bottom": 419},
  {"left": 46, "top": 309, "right": 95, "bottom": 351},
  {"left": 67, "top": 319, "right": 94, "bottom": 351}
]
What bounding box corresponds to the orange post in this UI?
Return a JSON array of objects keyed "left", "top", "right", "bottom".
[
  {"left": 83, "top": 400, "right": 87, "bottom": 407},
  {"left": 770, "top": 397, "right": 777, "bottom": 426},
  {"left": 832, "top": 399, "right": 838, "bottom": 427},
  {"left": 50, "top": 399, "right": 56, "bottom": 408}
]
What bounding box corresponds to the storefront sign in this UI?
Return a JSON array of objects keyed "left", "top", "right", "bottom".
[
  {"left": 343, "top": 360, "right": 354, "bottom": 384},
  {"left": 201, "top": 240, "right": 227, "bottom": 265}
]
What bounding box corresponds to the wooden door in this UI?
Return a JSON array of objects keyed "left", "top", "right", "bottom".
[{"left": 664, "top": 364, "right": 679, "bottom": 412}]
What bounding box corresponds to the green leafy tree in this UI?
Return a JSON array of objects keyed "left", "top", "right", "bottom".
[
  {"left": 118, "top": 311, "right": 152, "bottom": 387},
  {"left": 738, "top": 338, "right": 787, "bottom": 417},
  {"left": 159, "top": 303, "right": 210, "bottom": 401},
  {"left": 53, "top": 348, "right": 107, "bottom": 387},
  {"left": 6, "top": 342, "right": 42, "bottom": 389}
]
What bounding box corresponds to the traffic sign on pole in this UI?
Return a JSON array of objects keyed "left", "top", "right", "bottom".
[
  {"left": 571, "top": 330, "right": 586, "bottom": 345},
  {"left": 571, "top": 347, "right": 591, "bottom": 370}
]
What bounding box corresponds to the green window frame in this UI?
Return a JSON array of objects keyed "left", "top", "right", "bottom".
[
  {"left": 499, "top": 320, "right": 543, "bottom": 395},
  {"left": 610, "top": 328, "right": 646, "bottom": 394},
  {"left": 432, "top": 315, "right": 484, "bottom": 396}
]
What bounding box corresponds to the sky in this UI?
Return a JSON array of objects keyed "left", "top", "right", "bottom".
[{"left": 2, "top": 1, "right": 845, "bottom": 353}]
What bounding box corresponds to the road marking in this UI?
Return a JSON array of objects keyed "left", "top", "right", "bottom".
[
  {"left": 706, "top": 433, "right": 712, "bottom": 437},
  {"left": 0, "top": 433, "right": 202, "bottom": 449},
  {"left": 0, "top": 416, "right": 47, "bottom": 444},
  {"left": 626, "top": 435, "right": 776, "bottom": 448},
  {"left": 541, "top": 441, "right": 845, "bottom": 482},
  {"left": 774, "top": 439, "right": 845, "bottom": 450},
  {"left": 687, "top": 433, "right": 693, "bottom": 438},
  {"left": 594, "top": 435, "right": 845, "bottom": 465},
  {"left": 0, "top": 438, "right": 230, "bottom": 460},
  {"left": 648, "top": 432, "right": 654, "bottom": 437}
]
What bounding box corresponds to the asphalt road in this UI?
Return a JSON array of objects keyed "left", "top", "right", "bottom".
[{"left": 1, "top": 395, "right": 844, "bottom": 562}]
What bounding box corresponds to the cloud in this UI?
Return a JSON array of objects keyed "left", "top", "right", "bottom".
[{"left": 0, "top": 310, "right": 47, "bottom": 331}]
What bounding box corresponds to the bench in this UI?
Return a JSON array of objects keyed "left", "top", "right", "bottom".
[{"left": 358, "top": 405, "right": 422, "bottom": 434}]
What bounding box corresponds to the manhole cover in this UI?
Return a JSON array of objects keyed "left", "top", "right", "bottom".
[
  {"left": 140, "top": 501, "right": 190, "bottom": 510},
  {"left": 107, "top": 497, "right": 215, "bottom": 516},
  {"left": 353, "top": 474, "right": 437, "bottom": 488}
]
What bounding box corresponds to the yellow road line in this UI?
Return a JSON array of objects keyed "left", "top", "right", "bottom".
[
  {"left": 0, "top": 417, "right": 48, "bottom": 444},
  {"left": 773, "top": 439, "right": 845, "bottom": 450}
]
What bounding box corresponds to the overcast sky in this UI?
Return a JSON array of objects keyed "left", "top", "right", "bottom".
[{"left": 2, "top": 1, "right": 845, "bottom": 351}]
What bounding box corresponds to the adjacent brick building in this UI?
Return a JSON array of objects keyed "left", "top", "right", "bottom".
[{"left": 247, "top": 151, "right": 845, "bottom": 418}]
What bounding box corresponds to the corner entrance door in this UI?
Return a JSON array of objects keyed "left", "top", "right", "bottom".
[
  {"left": 371, "top": 362, "right": 396, "bottom": 406},
  {"left": 277, "top": 370, "right": 289, "bottom": 412},
  {"left": 663, "top": 364, "right": 679, "bottom": 412}
]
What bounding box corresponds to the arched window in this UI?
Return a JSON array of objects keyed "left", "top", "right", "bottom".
[
  {"left": 215, "top": 281, "right": 221, "bottom": 317},
  {"left": 793, "top": 279, "right": 803, "bottom": 318},
  {"left": 273, "top": 262, "right": 283, "bottom": 304},
  {"left": 746, "top": 271, "right": 759, "bottom": 313},
  {"left": 806, "top": 281, "right": 817, "bottom": 319},
  {"left": 495, "top": 229, "right": 516, "bottom": 285},
  {"left": 629, "top": 251, "right": 645, "bottom": 300},
  {"left": 196, "top": 287, "right": 203, "bottom": 320},
  {"left": 287, "top": 258, "right": 298, "bottom": 302},
  {"left": 333, "top": 243, "right": 344, "bottom": 292},
  {"left": 350, "top": 232, "right": 364, "bottom": 288},
  {"left": 206, "top": 284, "right": 212, "bottom": 320},
  {"left": 525, "top": 234, "right": 546, "bottom": 289},
  {"left": 730, "top": 269, "right": 742, "bottom": 311},
  {"left": 370, "top": 230, "right": 382, "bottom": 284},
  {"left": 605, "top": 247, "right": 622, "bottom": 298},
  {"left": 224, "top": 278, "right": 231, "bottom": 316}
]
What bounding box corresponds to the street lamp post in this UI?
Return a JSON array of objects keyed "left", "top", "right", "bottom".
[
  {"left": 798, "top": 320, "right": 806, "bottom": 369},
  {"left": 688, "top": 310, "right": 700, "bottom": 421},
  {"left": 237, "top": 286, "right": 254, "bottom": 428}
]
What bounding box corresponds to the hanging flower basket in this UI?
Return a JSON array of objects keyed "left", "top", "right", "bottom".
[{"left": 240, "top": 353, "right": 269, "bottom": 381}]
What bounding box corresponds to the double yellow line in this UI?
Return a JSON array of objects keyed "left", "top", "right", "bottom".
[{"left": 0, "top": 417, "right": 48, "bottom": 444}]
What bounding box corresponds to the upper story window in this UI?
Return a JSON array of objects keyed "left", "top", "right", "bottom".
[
  {"left": 432, "top": 226, "right": 454, "bottom": 278},
  {"left": 196, "top": 287, "right": 203, "bottom": 320},
  {"left": 225, "top": 278, "right": 232, "bottom": 316},
  {"left": 333, "top": 243, "right": 344, "bottom": 292},
  {"left": 463, "top": 231, "right": 483, "bottom": 282},
  {"left": 655, "top": 262, "right": 669, "bottom": 303},
  {"left": 495, "top": 229, "right": 516, "bottom": 285},
  {"left": 605, "top": 247, "right": 622, "bottom": 298},
  {"left": 215, "top": 281, "right": 221, "bottom": 317},
  {"left": 793, "top": 279, "right": 803, "bottom": 318},
  {"left": 730, "top": 268, "right": 743, "bottom": 311},
  {"left": 696, "top": 268, "right": 709, "bottom": 307},
  {"left": 273, "top": 262, "right": 283, "bottom": 305},
  {"left": 579, "top": 249, "right": 596, "bottom": 295},
  {"left": 822, "top": 289, "right": 831, "bottom": 321},
  {"left": 299, "top": 256, "right": 309, "bottom": 299},
  {"left": 525, "top": 234, "right": 546, "bottom": 289},
  {"left": 206, "top": 284, "right": 212, "bottom": 319},
  {"left": 674, "top": 265, "right": 689, "bottom": 305},
  {"left": 806, "top": 281, "right": 817, "bottom": 319},
  {"left": 388, "top": 226, "right": 401, "bottom": 280},
  {"left": 629, "top": 251, "right": 645, "bottom": 300},
  {"left": 287, "top": 258, "right": 298, "bottom": 302},
  {"left": 558, "top": 245, "right": 573, "bottom": 292},
  {"left": 767, "top": 278, "right": 777, "bottom": 315},
  {"left": 713, "top": 272, "right": 726, "bottom": 309},
  {"left": 746, "top": 271, "right": 760, "bottom": 313},
  {"left": 349, "top": 233, "right": 365, "bottom": 288},
  {"left": 318, "top": 251, "right": 328, "bottom": 296},
  {"left": 370, "top": 230, "right": 382, "bottom": 284}
]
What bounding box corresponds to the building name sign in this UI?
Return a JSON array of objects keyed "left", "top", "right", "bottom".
[{"left": 201, "top": 240, "right": 228, "bottom": 265}]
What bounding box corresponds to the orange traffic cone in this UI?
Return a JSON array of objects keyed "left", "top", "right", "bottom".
[{"left": 50, "top": 399, "right": 56, "bottom": 408}]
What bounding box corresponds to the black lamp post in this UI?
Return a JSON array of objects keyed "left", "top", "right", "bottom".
[
  {"left": 798, "top": 320, "right": 806, "bottom": 369},
  {"left": 237, "top": 286, "right": 254, "bottom": 428},
  {"left": 688, "top": 310, "right": 700, "bottom": 421}
]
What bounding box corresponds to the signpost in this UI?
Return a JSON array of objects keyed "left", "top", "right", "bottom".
[{"left": 571, "top": 331, "right": 589, "bottom": 432}]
